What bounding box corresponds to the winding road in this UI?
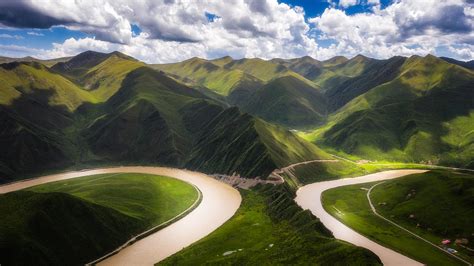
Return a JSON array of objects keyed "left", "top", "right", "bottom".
[
  {"left": 295, "top": 169, "right": 427, "bottom": 266},
  {"left": 0, "top": 166, "right": 242, "bottom": 266}
]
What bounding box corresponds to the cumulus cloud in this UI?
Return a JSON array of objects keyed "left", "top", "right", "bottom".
[
  {"left": 28, "top": 0, "right": 320, "bottom": 62},
  {"left": 339, "top": 0, "right": 358, "bottom": 8},
  {"left": 309, "top": 0, "right": 474, "bottom": 59},
  {"left": 1, "top": 0, "right": 472, "bottom": 62},
  {"left": 366, "top": 0, "right": 380, "bottom": 5},
  {"left": 448, "top": 45, "right": 474, "bottom": 60}
]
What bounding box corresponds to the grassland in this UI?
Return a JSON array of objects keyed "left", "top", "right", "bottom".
[
  {"left": 283, "top": 148, "right": 441, "bottom": 185},
  {"left": 303, "top": 55, "right": 474, "bottom": 168},
  {"left": 1, "top": 173, "right": 199, "bottom": 265},
  {"left": 160, "top": 186, "right": 381, "bottom": 265},
  {"left": 322, "top": 170, "right": 474, "bottom": 265},
  {"left": 29, "top": 173, "right": 198, "bottom": 225}
]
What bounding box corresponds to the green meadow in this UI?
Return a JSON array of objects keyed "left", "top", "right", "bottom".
[
  {"left": 322, "top": 170, "right": 474, "bottom": 265},
  {"left": 0, "top": 173, "right": 199, "bottom": 265}
]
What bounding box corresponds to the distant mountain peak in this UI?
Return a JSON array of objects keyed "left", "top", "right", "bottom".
[
  {"left": 350, "top": 54, "right": 370, "bottom": 62},
  {"left": 323, "top": 56, "right": 348, "bottom": 65},
  {"left": 440, "top": 56, "right": 474, "bottom": 70}
]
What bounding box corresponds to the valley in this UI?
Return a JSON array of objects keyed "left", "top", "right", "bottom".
[{"left": 0, "top": 50, "right": 473, "bottom": 265}]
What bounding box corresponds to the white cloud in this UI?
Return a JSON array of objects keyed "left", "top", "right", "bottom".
[
  {"left": 309, "top": 0, "right": 474, "bottom": 60},
  {"left": 32, "top": 0, "right": 321, "bottom": 63},
  {"left": 339, "top": 0, "right": 358, "bottom": 8},
  {"left": 27, "top": 31, "right": 44, "bottom": 36},
  {"left": 366, "top": 0, "right": 380, "bottom": 5},
  {"left": 448, "top": 45, "right": 474, "bottom": 61},
  {"left": 0, "top": 34, "right": 23, "bottom": 40},
  {"left": 2, "top": 0, "right": 472, "bottom": 62}
]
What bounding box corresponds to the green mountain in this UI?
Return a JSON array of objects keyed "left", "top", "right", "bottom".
[
  {"left": 440, "top": 57, "right": 474, "bottom": 70},
  {"left": 2, "top": 50, "right": 473, "bottom": 180},
  {"left": 186, "top": 107, "right": 330, "bottom": 178},
  {"left": 1, "top": 172, "right": 198, "bottom": 265},
  {"left": 323, "top": 56, "right": 406, "bottom": 111},
  {"left": 0, "top": 51, "right": 329, "bottom": 181},
  {"left": 307, "top": 55, "right": 474, "bottom": 167},
  {"left": 152, "top": 57, "right": 264, "bottom": 96},
  {"left": 270, "top": 56, "right": 323, "bottom": 80},
  {"left": 154, "top": 56, "right": 326, "bottom": 127},
  {"left": 0, "top": 55, "right": 71, "bottom": 67},
  {"left": 52, "top": 51, "right": 145, "bottom": 101},
  {"left": 0, "top": 190, "right": 143, "bottom": 265},
  {"left": 0, "top": 61, "right": 98, "bottom": 178},
  {"left": 240, "top": 75, "right": 327, "bottom": 127}
]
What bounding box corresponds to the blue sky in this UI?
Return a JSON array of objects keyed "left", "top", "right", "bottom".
[{"left": 0, "top": 0, "right": 472, "bottom": 62}]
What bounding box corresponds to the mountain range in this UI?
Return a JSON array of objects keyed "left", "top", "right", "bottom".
[{"left": 1, "top": 50, "right": 473, "bottom": 182}]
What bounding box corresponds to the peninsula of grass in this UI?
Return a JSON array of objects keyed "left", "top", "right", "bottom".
[
  {"left": 322, "top": 170, "right": 474, "bottom": 265},
  {"left": 287, "top": 156, "right": 438, "bottom": 185},
  {"left": 0, "top": 173, "right": 199, "bottom": 265},
  {"left": 160, "top": 186, "right": 381, "bottom": 265}
]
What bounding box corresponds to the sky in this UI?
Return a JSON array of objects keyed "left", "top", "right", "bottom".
[{"left": 0, "top": 0, "right": 472, "bottom": 63}]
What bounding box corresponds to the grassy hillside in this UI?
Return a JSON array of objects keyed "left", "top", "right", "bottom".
[
  {"left": 0, "top": 55, "right": 71, "bottom": 67},
  {"left": 371, "top": 171, "right": 474, "bottom": 255},
  {"left": 52, "top": 51, "right": 144, "bottom": 101},
  {"left": 311, "top": 55, "right": 373, "bottom": 90},
  {"left": 271, "top": 56, "right": 323, "bottom": 80},
  {"left": 324, "top": 56, "right": 406, "bottom": 111},
  {"left": 241, "top": 75, "right": 327, "bottom": 127},
  {"left": 322, "top": 170, "right": 474, "bottom": 265},
  {"left": 0, "top": 173, "right": 198, "bottom": 265},
  {"left": 186, "top": 107, "right": 329, "bottom": 178},
  {"left": 0, "top": 107, "right": 72, "bottom": 181},
  {"left": 30, "top": 173, "right": 198, "bottom": 226},
  {"left": 84, "top": 99, "right": 181, "bottom": 166},
  {"left": 0, "top": 191, "right": 143, "bottom": 266},
  {"left": 304, "top": 55, "right": 474, "bottom": 167},
  {"left": 0, "top": 51, "right": 331, "bottom": 181},
  {"left": 85, "top": 66, "right": 214, "bottom": 160},
  {"left": 0, "top": 61, "right": 98, "bottom": 180},
  {"left": 161, "top": 186, "right": 381, "bottom": 265},
  {"left": 153, "top": 57, "right": 263, "bottom": 96},
  {"left": 0, "top": 61, "right": 97, "bottom": 109}
]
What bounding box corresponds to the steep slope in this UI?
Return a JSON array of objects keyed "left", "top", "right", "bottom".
[
  {"left": 0, "top": 61, "right": 97, "bottom": 109},
  {"left": 324, "top": 56, "right": 407, "bottom": 111},
  {"left": 0, "top": 108, "right": 70, "bottom": 181},
  {"left": 271, "top": 56, "right": 324, "bottom": 80},
  {"left": 0, "top": 62, "right": 98, "bottom": 181},
  {"left": 313, "top": 55, "right": 474, "bottom": 166},
  {"left": 153, "top": 57, "right": 264, "bottom": 96},
  {"left": 52, "top": 51, "right": 144, "bottom": 101},
  {"left": 312, "top": 54, "right": 373, "bottom": 90},
  {"left": 241, "top": 75, "right": 327, "bottom": 127},
  {"left": 223, "top": 57, "right": 317, "bottom": 87},
  {"left": 0, "top": 190, "right": 143, "bottom": 266},
  {"left": 186, "top": 107, "right": 330, "bottom": 178},
  {"left": 84, "top": 99, "right": 180, "bottom": 165},
  {"left": 154, "top": 56, "right": 320, "bottom": 98},
  {"left": 322, "top": 56, "right": 349, "bottom": 66},
  {"left": 81, "top": 66, "right": 214, "bottom": 165}
]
